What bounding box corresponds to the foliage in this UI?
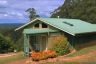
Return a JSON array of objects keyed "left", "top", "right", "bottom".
[
  {"left": 31, "top": 52, "right": 45, "bottom": 61},
  {"left": 0, "top": 33, "right": 14, "bottom": 53},
  {"left": 50, "top": 36, "right": 70, "bottom": 56},
  {"left": 15, "top": 35, "right": 24, "bottom": 51},
  {"left": 51, "top": 0, "right": 96, "bottom": 24},
  {"left": 26, "top": 8, "right": 40, "bottom": 20},
  {"left": 0, "top": 23, "right": 24, "bottom": 51},
  {"left": 31, "top": 50, "right": 57, "bottom": 61},
  {"left": 43, "top": 50, "right": 57, "bottom": 58}
]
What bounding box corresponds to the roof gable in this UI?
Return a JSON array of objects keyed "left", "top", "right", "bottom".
[
  {"left": 15, "top": 18, "right": 96, "bottom": 36},
  {"left": 15, "top": 18, "right": 39, "bottom": 31}
]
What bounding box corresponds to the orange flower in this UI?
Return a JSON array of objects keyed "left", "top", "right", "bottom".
[{"left": 31, "top": 50, "right": 57, "bottom": 61}]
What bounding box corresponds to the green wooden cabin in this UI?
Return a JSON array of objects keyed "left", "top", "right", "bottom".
[{"left": 15, "top": 18, "right": 96, "bottom": 56}]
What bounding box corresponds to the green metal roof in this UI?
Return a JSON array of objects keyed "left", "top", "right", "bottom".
[
  {"left": 16, "top": 18, "right": 96, "bottom": 36},
  {"left": 38, "top": 18, "right": 96, "bottom": 35},
  {"left": 23, "top": 29, "right": 58, "bottom": 34}
]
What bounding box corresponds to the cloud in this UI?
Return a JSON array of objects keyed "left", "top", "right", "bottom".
[
  {"left": 0, "top": 1, "right": 8, "bottom": 5},
  {"left": 0, "top": 0, "right": 64, "bottom": 19}
]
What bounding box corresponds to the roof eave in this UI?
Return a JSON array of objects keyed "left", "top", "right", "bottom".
[
  {"left": 15, "top": 18, "right": 40, "bottom": 31},
  {"left": 75, "top": 31, "right": 96, "bottom": 35}
]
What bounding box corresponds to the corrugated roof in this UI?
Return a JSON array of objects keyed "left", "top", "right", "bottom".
[
  {"left": 23, "top": 28, "right": 58, "bottom": 34},
  {"left": 16, "top": 18, "right": 96, "bottom": 36},
  {"left": 39, "top": 18, "right": 96, "bottom": 35}
]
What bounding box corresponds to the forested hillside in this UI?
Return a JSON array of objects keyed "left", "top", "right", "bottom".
[
  {"left": 0, "top": 23, "right": 24, "bottom": 51},
  {"left": 51, "top": 0, "right": 96, "bottom": 24},
  {"left": 0, "top": 33, "right": 14, "bottom": 53}
]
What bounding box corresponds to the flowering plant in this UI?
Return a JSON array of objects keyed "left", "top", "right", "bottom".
[{"left": 31, "top": 50, "right": 57, "bottom": 61}]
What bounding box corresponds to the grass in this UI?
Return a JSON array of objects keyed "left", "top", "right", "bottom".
[
  {"left": 0, "top": 52, "right": 26, "bottom": 64},
  {"left": 43, "top": 62, "right": 96, "bottom": 64},
  {"left": 44, "top": 62, "right": 79, "bottom": 64},
  {"left": 68, "top": 45, "right": 96, "bottom": 57}
]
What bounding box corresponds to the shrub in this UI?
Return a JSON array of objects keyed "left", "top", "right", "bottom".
[
  {"left": 50, "top": 36, "right": 70, "bottom": 56},
  {"left": 0, "top": 34, "right": 14, "bottom": 53},
  {"left": 31, "top": 52, "right": 46, "bottom": 61},
  {"left": 43, "top": 50, "right": 57, "bottom": 58},
  {"left": 31, "top": 50, "right": 57, "bottom": 61}
]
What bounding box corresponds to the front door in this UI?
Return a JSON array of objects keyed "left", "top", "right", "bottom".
[
  {"left": 30, "top": 34, "right": 47, "bottom": 52},
  {"left": 40, "top": 35, "right": 47, "bottom": 51},
  {"left": 29, "top": 35, "right": 39, "bottom": 52}
]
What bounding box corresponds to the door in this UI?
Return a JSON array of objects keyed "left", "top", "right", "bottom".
[
  {"left": 40, "top": 35, "right": 47, "bottom": 51},
  {"left": 30, "top": 35, "right": 47, "bottom": 52}
]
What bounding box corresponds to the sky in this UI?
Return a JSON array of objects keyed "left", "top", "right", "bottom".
[{"left": 0, "top": 0, "right": 64, "bottom": 23}]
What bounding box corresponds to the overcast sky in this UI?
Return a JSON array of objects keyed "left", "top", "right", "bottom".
[{"left": 0, "top": 0, "right": 64, "bottom": 20}]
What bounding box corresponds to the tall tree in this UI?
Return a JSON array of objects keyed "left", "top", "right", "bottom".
[
  {"left": 26, "top": 8, "right": 40, "bottom": 20},
  {"left": 51, "top": 0, "right": 96, "bottom": 24}
]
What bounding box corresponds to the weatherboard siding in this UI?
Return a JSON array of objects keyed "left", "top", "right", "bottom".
[{"left": 47, "top": 32, "right": 66, "bottom": 49}]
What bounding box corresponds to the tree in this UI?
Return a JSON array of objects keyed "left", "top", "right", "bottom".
[
  {"left": 0, "top": 33, "right": 14, "bottom": 53},
  {"left": 51, "top": 0, "right": 96, "bottom": 24},
  {"left": 26, "top": 8, "right": 40, "bottom": 20}
]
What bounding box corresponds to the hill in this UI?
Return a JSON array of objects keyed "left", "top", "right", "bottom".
[
  {"left": 51, "top": 0, "right": 96, "bottom": 24},
  {"left": 0, "top": 23, "right": 25, "bottom": 51},
  {"left": 0, "top": 23, "right": 24, "bottom": 30}
]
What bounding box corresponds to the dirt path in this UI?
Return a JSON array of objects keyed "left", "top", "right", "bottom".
[
  {"left": 8, "top": 59, "right": 27, "bottom": 64},
  {"left": 7, "top": 51, "right": 96, "bottom": 64},
  {"left": 0, "top": 53, "right": 19, "bottom": 58}
]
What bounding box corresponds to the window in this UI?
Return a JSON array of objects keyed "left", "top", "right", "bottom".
[
  {"left": 34, "top": 23, "right": 39, "bottom": 28},
  {"left": 42, "top": 23, "right": 48, "bottom": 28},
  {"left": 34, "top": 23, "right": 48, "bottom": 28}
]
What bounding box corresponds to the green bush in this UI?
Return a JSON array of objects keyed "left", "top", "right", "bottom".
[
  {"left": 50, "top": 36, "right": 70, "bottom": 56},
  {"left": 0, "top": 34, "right": 14, "bottom": 53}
]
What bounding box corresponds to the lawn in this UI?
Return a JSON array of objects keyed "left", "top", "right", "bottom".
[
  {"left": 0, "top": 52, "right": 26, "bottom": 64},
  {"left": 44, "top": 62, "right": 96, "bottom": 64},
  {"left": 67, "top": 45, "right": 96, "bottom": 57}
]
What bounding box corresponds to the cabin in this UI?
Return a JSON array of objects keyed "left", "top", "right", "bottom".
[{"left": 15, "top": 18, "right": 96, "bottom": 56}]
